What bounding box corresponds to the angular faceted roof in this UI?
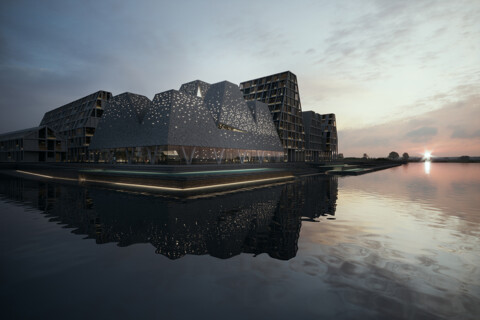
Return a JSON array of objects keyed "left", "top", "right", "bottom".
[
  {"left": 90, "top": 80, "right": 283, "bottom": 152},
  {"left": 88, "top": 93, "right": 152, "bottom": 149},
  {"left": 179, "top": 80, "right": 210, "bottom": 98},
  {"left": 203, "top": 81, "right": 256, "bottom": 132}
]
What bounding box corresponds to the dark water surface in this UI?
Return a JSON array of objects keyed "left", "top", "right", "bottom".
[{"left": 1, "top": 163, "right": 479, "bottom": 319}]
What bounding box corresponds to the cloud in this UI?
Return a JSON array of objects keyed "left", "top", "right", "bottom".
[
  {"left": 451, "top": 128, "right": 480, "bottom": 139},
  {"left": 320, "top": 0, "right": 431, "bottom": 68},
  {"left": 405, "top": 126, "right": 438, "bottom": 142},
  {"left": 317, "top": 0, "right": 479, "bottom": 79},
  {"left": 339, "top": 91, "right": 480, "bottom": 157}
]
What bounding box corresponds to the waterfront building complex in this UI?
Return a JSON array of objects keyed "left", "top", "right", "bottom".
[{"left": 0, "top": 71, "right": 338, "bottom": 164}]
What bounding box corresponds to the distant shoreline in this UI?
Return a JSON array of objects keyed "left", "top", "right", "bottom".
[
  {"left": 341, "top": 158, "right": 480, "bottom": 164},
  {"left": 412, "top": 159, "right": 480, "bottom": 163}
]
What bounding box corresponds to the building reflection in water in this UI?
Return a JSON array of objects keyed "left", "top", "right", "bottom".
[{"left": 0, "top": 174, "right": 337, "bottom": 261}]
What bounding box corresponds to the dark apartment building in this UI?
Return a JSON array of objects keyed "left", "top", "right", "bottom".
[
  {"left": 0, "top": 126, "right": 66, "bottom": 162},
  {"left": 39, "top": 90, "right": 112, "bottom": 162},
  {"left": 302, "top": 111, "right": 338, "bottom": 162},
  {"left": 240, "top": 71, "right": 305, "bottom": 162}
]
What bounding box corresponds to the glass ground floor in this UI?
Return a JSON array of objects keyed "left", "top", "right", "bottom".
[
  {"left": 305, "top": 149, "right": 337, "bottom": 162},
  {"left": 90, "top": 145, "right": 284, "bottom": 165}
]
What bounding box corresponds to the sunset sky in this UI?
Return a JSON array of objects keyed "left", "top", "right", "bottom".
[{"left": 1, "top": 0, "right": 479, "bottom": 157}]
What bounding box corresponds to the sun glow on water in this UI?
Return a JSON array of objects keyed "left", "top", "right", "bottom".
[
  {"left": 424, "top": 160, "right": 431, "bottom": 174},
  {"left": 421, "top": 151, "right": 433, "bottom": 174}
]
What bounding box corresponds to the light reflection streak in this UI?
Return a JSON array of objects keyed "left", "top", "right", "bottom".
[
  {"left": 16, "top": 170, "right": 77, "bottom": 181},
  {"left": 424, "top": 161, "right": 431, "bottom": 175}
]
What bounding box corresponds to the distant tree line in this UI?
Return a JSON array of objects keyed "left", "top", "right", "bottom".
[
  {"left": 388, "top": 151, "right": 409, "bottom": 160},
  {"left": 343, "top": 152, "right": 475, "bottom": 162}
]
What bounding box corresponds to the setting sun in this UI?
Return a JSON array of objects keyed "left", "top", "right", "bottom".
[{"left": 423, "top": 151, "right": 432, "bottom": 161}]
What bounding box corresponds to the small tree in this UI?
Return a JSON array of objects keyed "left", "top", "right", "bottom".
[
  {"left": 388, "top": 151, "right": 400, "bottom": 160},
  {"left": 402, "top": 152, "right": 409, "bottom": 161},
  {"left": 459, "top": 155, "right": 470, "bottom": 162},
  {"left": 363, "top": 153, "right": 369, "bottom": 159}
]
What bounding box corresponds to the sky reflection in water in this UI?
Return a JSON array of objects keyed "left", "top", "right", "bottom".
[
  {"left": 0, "top": 163, "right": 479, "bottom": 319},
  {"left": 299, "top": 163, "right": 480, "bottom": 319}
]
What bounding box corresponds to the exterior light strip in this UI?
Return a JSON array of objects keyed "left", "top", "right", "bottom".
[
  {"left": 16, "top": 170, "right": 78, "bottom": 182},
  {"left": 177, "top": 168, "right": 270, "bottom": 175},
  {"left": 80, "top": 168, "right": 271, "bottom": 176},
  {"left": 85, "top": 176, "right": 294, "bottom": 191},
  {"left": 299, "top": 173, "right": 323, "bottom": 178},
  {"left": 16, "top": 170, "right": 293, "bottom": 191}
]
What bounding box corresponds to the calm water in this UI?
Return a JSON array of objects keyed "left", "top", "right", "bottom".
[{"left": 1, "top": 163, "right": 479, "bottom": 319}]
